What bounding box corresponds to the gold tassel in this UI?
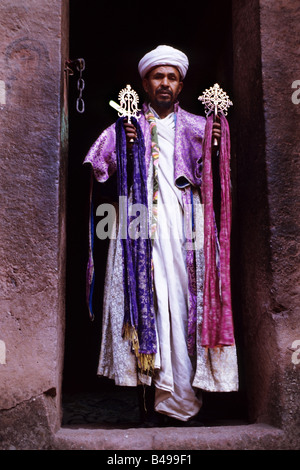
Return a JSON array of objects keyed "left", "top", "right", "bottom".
[
  {"left": 123, "top": 323, "right": 140, "bottom": 357},
  {"left": 122, "top": 323, "right": 155, "bottom": 375},
  {"left": 137, "top": 352, "right": 155, "bottom": 376}
]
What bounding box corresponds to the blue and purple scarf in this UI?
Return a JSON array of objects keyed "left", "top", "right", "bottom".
[{"left": 115, "top": 117, "right": 157, "bottom": 374}]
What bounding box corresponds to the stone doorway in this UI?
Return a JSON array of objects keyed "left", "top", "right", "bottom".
[
  {"left": 0, "top": 0, "right": 298, "bottom": 450},
  {"left": 62, "top": 0, "right": 248, "bottom": 428}
]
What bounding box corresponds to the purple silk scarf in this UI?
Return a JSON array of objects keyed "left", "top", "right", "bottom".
[
  {"left": 115, "top": 117, "right": 157, "bottom": 371},
  {"left": 201, "top": 114, "right": 235, "bottom": 348}
]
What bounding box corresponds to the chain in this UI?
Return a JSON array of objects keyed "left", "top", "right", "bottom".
[{"left": 76, "top": 59, "right": 85, "bottom": 113}]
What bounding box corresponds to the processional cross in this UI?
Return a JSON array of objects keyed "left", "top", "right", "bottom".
[
  {"left": 198, "top": 83, "right": 233, "bottom": 146},
  {"left": 109, "top": 84, "right": 141, "bottom": 142}
]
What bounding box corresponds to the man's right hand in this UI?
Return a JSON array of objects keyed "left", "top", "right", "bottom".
[{"left": 123, "top": 120, "right": 137, "bottom": 150}]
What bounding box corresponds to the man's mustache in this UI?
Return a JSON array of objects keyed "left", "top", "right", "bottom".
[{"left": 156, "top": 87, "right": 173, "bottom": 98}]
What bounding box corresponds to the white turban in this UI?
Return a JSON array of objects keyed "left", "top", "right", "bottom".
[{"left": 138, "top": 45, "right": 189, "bottom": 80}]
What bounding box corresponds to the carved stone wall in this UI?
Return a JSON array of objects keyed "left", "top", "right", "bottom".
[
  {"left": 0, "top": 0, "right": 69, "bottom": 448},
  {"left": 232, "top": 0, "right": 300, "bottom": 442}
]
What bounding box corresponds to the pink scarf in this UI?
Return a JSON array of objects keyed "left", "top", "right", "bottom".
[{"left": 201, "top": 114, "right": 235, "bottom": 348}]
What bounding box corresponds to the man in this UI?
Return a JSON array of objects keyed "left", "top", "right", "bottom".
[{"left": 84, "top": 45, "right": 239, "bottom": 426}]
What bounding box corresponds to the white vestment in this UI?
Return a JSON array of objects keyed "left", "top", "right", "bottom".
[{"left": 151, "top": 111, "right": 201, "bottom": 420}]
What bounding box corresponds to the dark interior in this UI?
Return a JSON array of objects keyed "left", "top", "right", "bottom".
[{"left": 62, "top": 0, "right": 248, "bottom": 427}]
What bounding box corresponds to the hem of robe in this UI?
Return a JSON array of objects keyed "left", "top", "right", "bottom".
[
  {"left": 194, "top": 384, "right": 239, "bottom": 392},
  {"left": 154, "top": 389, "right": 202, "bottom": 422},
  {"left": 192, "top": 376, "right": 239, "bottom": 392},
  {"left": 97, "top": 368, "right": 138, "bottom": 387},
  {"left": 193, "top": 342, "right": 239, "bottom": 392},
  {"left": 97, "top": 366, "right": 154, "bottom": 387},
  {"left": 154, "top": 375, "right": 202, "bottom": 422}
]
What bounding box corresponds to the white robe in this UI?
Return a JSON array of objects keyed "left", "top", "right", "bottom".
[{"left": 151, "top": 112, "right": 201, "bottom": 420}]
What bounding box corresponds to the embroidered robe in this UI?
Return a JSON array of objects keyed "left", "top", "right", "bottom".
[{"left": 84, "top": 103, "right": 239, "bottom": 419}]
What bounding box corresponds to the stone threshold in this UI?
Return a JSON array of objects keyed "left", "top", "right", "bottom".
[{"left": 52, "top": 423, "right": 285, "bottom": 450}]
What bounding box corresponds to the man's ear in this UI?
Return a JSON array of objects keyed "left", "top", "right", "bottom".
[
  {"left": 142, "top": 77, "right": 149, "bottom": 94},
  {"left": 177, "top": 81, "right": 184, "bottom": 98}
]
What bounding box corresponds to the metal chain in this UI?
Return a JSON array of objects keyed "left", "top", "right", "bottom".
[{"left": 76, "top": 59, "right": 85, "bottom": 113}]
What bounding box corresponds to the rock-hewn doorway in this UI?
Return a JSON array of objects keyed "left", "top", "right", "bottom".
[{"left": 62, "top": 0, "right": 248, "bottom": 427}]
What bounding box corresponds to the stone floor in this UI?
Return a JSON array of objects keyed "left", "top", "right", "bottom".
[
  {"left": 62, "top": 378, "right": 248, "bottom": 429},
  {"left": 62, "top": 388, "right": 141, "bottom": 428}
]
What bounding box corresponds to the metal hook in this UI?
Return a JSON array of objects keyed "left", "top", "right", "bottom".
[{"left": 65, "top": 58, "right": 85, "bottom": 75}]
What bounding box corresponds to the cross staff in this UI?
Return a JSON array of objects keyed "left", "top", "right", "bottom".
[
  {"left": 198, "top": 83, "right": 233, "bottom": 146},
  {"left": 109, "top": 84, "right": 141, "bottom": 142}
]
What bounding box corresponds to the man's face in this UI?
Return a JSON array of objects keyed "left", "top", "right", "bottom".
[{"left": 142, "top": 65, "right": 183, "bottom": 115}]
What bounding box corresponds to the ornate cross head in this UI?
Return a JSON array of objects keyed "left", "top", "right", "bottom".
[
  {"left": 198, "top": 83, "right": 233, "bottom": 117},
  {"left": 117, "top": 84, "right": 141, "bottom": 123}
]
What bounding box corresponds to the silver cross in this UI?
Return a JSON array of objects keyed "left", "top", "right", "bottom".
[
  {"left": 198, "top": 83, "right": 233, "bottom": 117},
  {"left": 198, "top": 83, "right": 233, "bottom": 146},
  {"left": 114, "top": 84, "right": 141, "bottom": 123}
]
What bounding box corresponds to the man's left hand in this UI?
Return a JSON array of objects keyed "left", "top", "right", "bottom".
[{"left": 212, "top": 115, "right": 221, "bottom": 144}]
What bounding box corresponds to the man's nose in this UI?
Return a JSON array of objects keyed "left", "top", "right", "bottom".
[{"left": 161, "top": 77, "right": 170, "bottom": 87}]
